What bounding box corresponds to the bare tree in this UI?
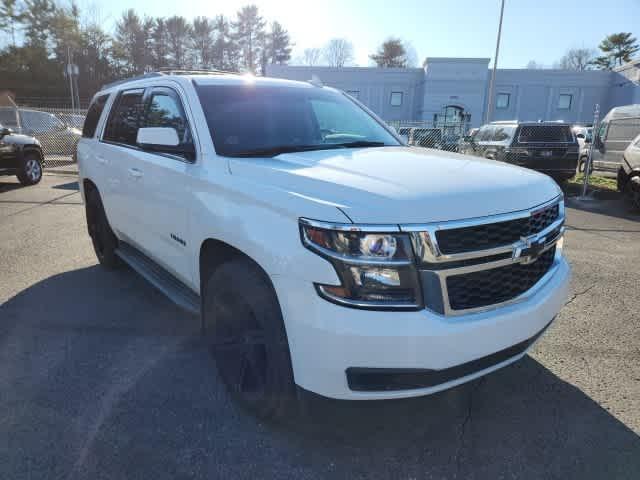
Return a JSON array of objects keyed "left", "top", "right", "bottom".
[
  {"left": 323, "top": 38, "right": 354, "bottom": 67},
  {"left": 557, "top": 47, "right": 595, "bottom": 71},
  {"left": 301, "top": 47, "right": 322, "bottom": 66}
]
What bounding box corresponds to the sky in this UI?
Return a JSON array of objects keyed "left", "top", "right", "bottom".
[{"left": 53, "top": 0, "right": 640, "bottom": 68}]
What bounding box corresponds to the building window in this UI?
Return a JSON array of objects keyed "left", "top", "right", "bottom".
[
  {"left": 346, "top": 90, "right": 360, "bottom": 99},
  {"left": 558, "top": 94, "right": 572, "bottom": 110},
  {"left": 390, "top": 92, "right": 403, "bottom": 107},
  {"left": 496, "top": 93, "right": 510, "bottom": 109}
]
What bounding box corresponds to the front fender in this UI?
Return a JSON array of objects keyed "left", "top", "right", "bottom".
[{"left": 189, "top": 173, "right": 351, "bottom": 293}]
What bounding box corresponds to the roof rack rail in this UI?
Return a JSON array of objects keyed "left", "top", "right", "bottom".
[{"left": 101, "top": 69, "right": 238, "bottom": 90}]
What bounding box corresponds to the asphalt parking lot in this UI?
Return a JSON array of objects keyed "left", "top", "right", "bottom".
[{"left": 1, "top": 174, "right": 639, "bottom": 480}]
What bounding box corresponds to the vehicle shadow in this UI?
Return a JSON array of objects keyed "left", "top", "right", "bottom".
[
  {"left": 1, "top": 266, "right": 639, "bottom": 480},
  {"left": 565, "top": 196, "right": 640, "bottom": 226},
  {"left": 0, "top": 178, "right": 24, "bottom": 193}
]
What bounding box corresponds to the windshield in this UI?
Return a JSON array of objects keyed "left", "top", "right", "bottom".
[{"left": 195, "top": 83, "right": 400, "bottom": 157}]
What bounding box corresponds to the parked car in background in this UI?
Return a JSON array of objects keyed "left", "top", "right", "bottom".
[
  {"left": 57, "top": 112, "right": 86, "bottom": 130},
  {"left": 78, "top": 72, "right": 570, "bottom": 420},
  {"left": 617, "top": 133, "right": 640, "bottom": 210},
  {"left": 458, "top": 128, "right": 479, "bottom": 154},
  {"left": 0, "top": 107, "right": 81, "bottom": 156},
  {"left": 0, "top": 123, "right": 44, "bottom": 185},
  {"left": 462, "top": 121, "right": 579, "bottom": 182},
  {"left": 592, "top": 104, "right": 640, "bottom": 173}
]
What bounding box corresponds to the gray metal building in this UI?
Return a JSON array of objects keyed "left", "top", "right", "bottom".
[{"left": 266, "top": 57, "right": 640, "bottom": 128}]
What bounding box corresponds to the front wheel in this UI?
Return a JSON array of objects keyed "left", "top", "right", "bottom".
[
  {"left": 623, "top": 175, "right": 640, "bottom": 210},
  {"left": 203, "top": 258, "right": 297, "bottom": 421},
  {"left": 16, "top": 153, "right": 43, "bottom": 186}
]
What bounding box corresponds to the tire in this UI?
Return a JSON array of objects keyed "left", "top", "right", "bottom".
[
  {"left": 85, "top": 187, "right": 122, "bottom": 269},
  {"left": 203, "top": 258, "right": 297, "bottom": 421},
  {"left": 16, "top": 152, "right": 43, "bottom": 186},
  {"left": 623, "top": 175, "right": 640, "bottom": 211}
]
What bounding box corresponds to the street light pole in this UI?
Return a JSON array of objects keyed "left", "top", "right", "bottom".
[{"left": 485, "top": 0, "right": 505, "bottom": 124}]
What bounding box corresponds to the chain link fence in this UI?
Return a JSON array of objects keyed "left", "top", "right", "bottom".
[
  {"left": 389, "top": 119, "right": 602, "bottom": 184},
  {"left": 0, "top": 98, "right": 86, "bottom": 172}
]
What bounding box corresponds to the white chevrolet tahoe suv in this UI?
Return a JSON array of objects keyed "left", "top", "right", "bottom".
[{"left": 78, "top": 71, "right": 571, "bottom": 419}]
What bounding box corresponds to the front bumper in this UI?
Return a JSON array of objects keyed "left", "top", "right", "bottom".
[{"left": 272, "top": 255, "right": 571, "bottom": 400}]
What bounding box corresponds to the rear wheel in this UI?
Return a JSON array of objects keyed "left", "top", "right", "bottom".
[
  {"left": 85, "top": 187, "right": 122, "bottom": 269},
  {"left": 203, "top": 258, "right": 297, "bottom": 421},
  {"left": 16, "top": 152, "right": 43, "bottom": 186}
]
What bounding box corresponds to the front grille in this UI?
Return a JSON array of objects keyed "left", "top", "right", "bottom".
[
  {"left": 435, "top": 203, "right": 559, "bottom": 254},
  {"left": 446, "top": 246, "right": 556, "bottom": 311}
]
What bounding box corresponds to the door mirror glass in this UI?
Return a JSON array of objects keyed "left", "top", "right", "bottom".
[
  {"left": 0, "top": 127, "right": 12, "bottom": 137},
  {"left": 576, "top": 133, "right": 585, "bottom": 139},
  {"left": 137, "top": 127, "right": 180, "bottom": 147}
]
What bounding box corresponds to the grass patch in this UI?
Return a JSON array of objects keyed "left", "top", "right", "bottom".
[{"left": 568, "top": 174, "right": 618, "bottom": 192}]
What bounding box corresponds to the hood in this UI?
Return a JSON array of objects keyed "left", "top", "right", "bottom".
[
  {"left": 1, "top": 133, "right": 39, "bottom": 145},
  {"left": 229, "top": 146, "right": 562, "bottom": 224}
]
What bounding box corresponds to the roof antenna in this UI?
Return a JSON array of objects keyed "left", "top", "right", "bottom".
[{"left": 309, "top": 75, "right": 323, "bottom": 87}]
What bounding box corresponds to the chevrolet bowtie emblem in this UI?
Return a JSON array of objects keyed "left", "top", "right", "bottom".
[{"left": 513, "top": 235, "right": 547, "bottom": 264}]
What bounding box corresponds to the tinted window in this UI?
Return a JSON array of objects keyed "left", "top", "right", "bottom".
[
  {"left": 83, "top": 94, "right": 110, "bottom": 138},
  {"left": 143, "top": 91, "right": 190, "bottom": 143},
  {"left": 195, "top": 84, "right": 399, "bottom": 157},
  {"left": 103, "top": 90, "right": 144, "bottom": 146},
  {"left": 517, "top": 125, "right": 573, "bottom": 143},
  {"left": 492, "top": 126, "right": 516, "bottom": 142},
  {"left": 20, "top": 110, "right": 65, "bottom": 134}
]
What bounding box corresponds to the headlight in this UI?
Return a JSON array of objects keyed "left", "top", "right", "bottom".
[{"left": 300, "top": 219, "right": 422, "bottom": 310}]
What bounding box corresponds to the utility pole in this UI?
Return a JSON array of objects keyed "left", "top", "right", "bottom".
[
  {"left": 485, "top": 0, "right": 505, "bottom": 124},
  {"left": 67, "top": 47, "right": 75, "bottom": 112}
]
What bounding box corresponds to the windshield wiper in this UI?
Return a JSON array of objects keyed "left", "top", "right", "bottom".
[
  {"left": 331, "top": 140, "right": 387, "bottom": 148},
  {"left": 227, "top": 141, "right": 389, "bottom": 158}
]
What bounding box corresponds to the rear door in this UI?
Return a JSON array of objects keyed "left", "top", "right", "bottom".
[
  {"left": 123, "top": 86, "right": 196, "bottom": 284},
  {"left": 99, "top": 88, "right": 147, "bottom": 243},
  {"left": 515, "top": 125, "right": 577, "bottom": 172}
]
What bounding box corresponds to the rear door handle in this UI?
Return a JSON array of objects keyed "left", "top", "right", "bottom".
[
  {"left": 128, "top": 167, "right": 143, "bottom": 178},
  {"left": 96, "top": 155, "right": 108, "bottom": 165}
]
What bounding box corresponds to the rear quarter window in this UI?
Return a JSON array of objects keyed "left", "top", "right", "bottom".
[
  {"left": 517, "top": 125, "right": 573, "bottom": 143},
  {"left": 83, "top": 94, "right": 110, "bottom": 138}
]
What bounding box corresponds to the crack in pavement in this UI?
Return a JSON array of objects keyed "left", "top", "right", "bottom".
[
  {"left": 454, "top": 377, "right": 486, "bottom": 476},
  {"left": 564, "top": 284, "right": 596, "bottom": 307},
  {"left": 4, "top": 191, "right": 80, "bottom": 218}
]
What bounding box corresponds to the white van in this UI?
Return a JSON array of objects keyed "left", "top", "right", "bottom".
[{"left": 590, "top": 105, "right": 640, "bottom": 172}]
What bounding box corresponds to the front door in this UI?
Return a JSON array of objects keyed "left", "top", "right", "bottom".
[{"left": 123, "top": 86, "right": 196, "bottom": 285}]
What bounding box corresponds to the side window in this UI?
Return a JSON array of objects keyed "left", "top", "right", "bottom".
[
  {"left": 21, "top": 111, "right": 64, "bottom": 134},
  {"left": 478, "top": 126, "right": 494, "bottom": 142},
  {"left": 103, "top": 90, "right": 145, "bottom": 146},
  {"left": 142, "top": 90, "right": 191, "bottom": 144},
  {"left": 83, "top": 93, "right": 110, "bottom": 138}
]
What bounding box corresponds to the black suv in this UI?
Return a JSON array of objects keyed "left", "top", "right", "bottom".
[
  {"left": 0, "top": 123, "right": 44, "bottom": 185},
  {"left": 459, "top": 121, "right": 579, "bottom": 182}
]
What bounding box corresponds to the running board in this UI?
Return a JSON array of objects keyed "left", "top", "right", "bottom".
[{"left": 116, "top": 242, "right": 201, "bottom": 316}]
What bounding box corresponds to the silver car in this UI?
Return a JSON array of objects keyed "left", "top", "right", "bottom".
[{"left": 0, "top": 107, "right": 82, "bottom": 156}]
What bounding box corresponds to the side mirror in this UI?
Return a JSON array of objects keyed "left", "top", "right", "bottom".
[
  {"left": 137, "top": 127, "right": 195, "bottom": 160},
  {"left": 0, "top": 127, "right": 12, "bottom": 137},
  {"left": 576, "top": 133, "right": 585, "bottom": 139}
]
